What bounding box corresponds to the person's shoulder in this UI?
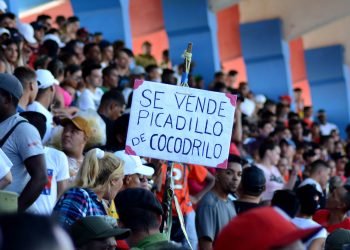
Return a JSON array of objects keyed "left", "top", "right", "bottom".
[
  {"left": 198, "top": 191, "right": 218, "bottom": 207},
  {"left": 45, "top": 147, "right": 67, "bottom": 160},
  {"left": 27, "top": 101, "right": 40, "bottom": 111}
]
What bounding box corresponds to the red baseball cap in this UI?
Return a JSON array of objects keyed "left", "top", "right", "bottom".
[{"left": 214, "top": 207, "right": 321, "bottom": 250}]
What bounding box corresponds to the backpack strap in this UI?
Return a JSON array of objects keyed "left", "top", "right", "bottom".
[{"left": 0, "top": 120, "right": 27, "bottom": 148}]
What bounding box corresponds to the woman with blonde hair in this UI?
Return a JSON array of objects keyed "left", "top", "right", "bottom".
[{"left": 53, "top": 148, "right": 124, "bottom": 229}]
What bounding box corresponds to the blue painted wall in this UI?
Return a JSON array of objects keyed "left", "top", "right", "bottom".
[
  {"left": 70, "top": 0, "right": 132, "bottom": 47},
  {"left": 305, "top": 45, "right": 350, "bottom": 137},
  {"left": 240, "top": 18, "right": 293, "bottom": 101},
  {"left": 162, "top": 0, "right": 220, "bottom": 87}
]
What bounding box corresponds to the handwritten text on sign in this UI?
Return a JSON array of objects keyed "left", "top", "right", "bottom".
[{"left": 125, "top": 80, "right": 236, "bottom": 168}]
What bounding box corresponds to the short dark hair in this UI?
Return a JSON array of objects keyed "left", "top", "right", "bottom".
[
  {"left": 259, "top": 139, "right": 277, "bottom": 159},
  {"left": 13, "top": 67, "right": 36, "bottom": 90},
  {"left": 214, "top": 71, "right": 224, "bottom": 78},
  {"left": 37, "top": 14, "right": 52, "bottom": 22},
  {"left": 309, "top": 159, "right": 329, "bottom": 175},
  {"left": 82, "top": 63, "right": 101, "bottom": 80},
  {"left": 271, "top": 190, "right": 299, "bottom": 218},
  {"left": 296, "top": 184, "right": 321, "bottom": 216},
  {"left": 145, "top": 64, "right": 158, "bottom": 74},
  {"left": 228, "top": 154, "right": 243, "bottom": 165},
  {"left": 100, "top": 90, "right": 125, "bottom": 107},
  {"left": 83, "top": 43, "right": 99, "bottom": 56},
  {"left": 228, "top": 70, "right": 238, "bottom": 77},
  {"left": 64, "top": 64, "right": 81, "bottom": 77},
  {"left": 102, "top": 65, "right": 117, "bottom": 78},
  {"left": 67, "top": 16, "right": 79, "bottom": 23}
]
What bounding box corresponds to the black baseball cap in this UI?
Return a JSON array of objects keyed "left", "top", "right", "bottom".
[
  {"left": 115, "top": 188, "right": 163, "bottom": 216},
  {"left": 241, "top": 166, "right": 266, "bottom": 193}
]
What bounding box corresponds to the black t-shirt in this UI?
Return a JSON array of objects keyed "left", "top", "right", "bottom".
[{"left": 233, "top": 200, "right": 262, "bottom": 214}]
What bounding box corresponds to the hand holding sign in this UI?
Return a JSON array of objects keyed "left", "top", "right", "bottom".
[{"left": 126, "top": 80, "right": 237, "bottom": 169}]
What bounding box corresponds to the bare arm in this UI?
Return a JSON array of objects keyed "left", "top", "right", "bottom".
[
  {"left": 0, "top": 171, "right": 12, "bottom": 189},
  {"left": 308, "top": 238, "right": 325, "bottom": 250},
  {"left": 19, "top": 155, "right": 48, "bottom": 211},
  {"left": 57, "top": 180, "right": 69, "bottom": 198},
  {"left": 199, "top": 237, "right": 213, "bottom": 250},
  {"left": 232, "top": 103, "right": 242, "bottom": 143},
  {"left": 191, "top": 171, "right": 215, "bottom": 205}
]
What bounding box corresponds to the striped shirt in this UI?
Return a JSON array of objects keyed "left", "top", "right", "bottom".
[{"left": 53, "top": 187, "right": 106, "bottom": 229}]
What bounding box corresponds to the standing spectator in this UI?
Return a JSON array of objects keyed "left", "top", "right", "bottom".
[
  {"left": 14, "top": 66, "right": 38, "bottom": 112},
  {"left": 293, "top": 87, "right": 304, "bottom": 116},
  {"left": 78, "top": 64, "right": 103, "bottom": 111},
  {"left": 317, "top": 109, "right": 339, "bottom": 136},
  {"left": 63, "top": 16, "right": 80, "bottom": 42},
  {"left": 0, "top": 148, "right": 12, "bottom": 189},
  {"left": 21, "top": 111, "right": 69, "bottom": 215},
  {"left": 303, "top": 106, "right": 314, "bottom": 129},
  {"left": 100, "top": 41, "right": 114, "bottom": 68},
  {"left": 60, "top": 116, "right": 91, "bottom": 179},
  {"left": 225, "top": 70, "right": 238, "bottom": 89},
  {"left": 0, "top": 38, "right": 22, "bottom": 74},
  {"left": 82, "top": 43, "right": 102, "bottom": 66},
  {"left": 293, "top": 184, "right": 327, "bottom": 250},
  {"left": 195, "top": 155, "right": 241, "bottom": 250},
  {"left": 36, "top": 14, "right": 52, "bottom": 31},
  {"left": 145, "top": 64, "right": 161, "bottom": 83},
  {"left": 234, "top": 166, "right": 266, "bottom": 214},
  {"left": 135, "top": 41, "right": 157, "bottom": 68},
  {"left": 0, "top": 73, "right": 47, "bottom": 211},
  {"left": 314, "top": 185, "right": 350, "bottom": 233},
  {"left": 53, "top": 148, "right": 124, "bottom": 229},
  {"left": 116, "top": 188, "right": 182, "bottom": 249},
  {"left": 27, "top": 69, "right": 58, "bottom": 144}
]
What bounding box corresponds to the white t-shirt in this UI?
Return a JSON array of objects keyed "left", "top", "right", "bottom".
[
  {"left": 1, "top": 114, "right": 44, "bottom": 194},
  {"left": 27, "top": 147, "right": 70, "bottom": 215},
  {"left": 292, "top": 217, "right": 327, "bottom": 248},
  {"left": 27, "top": 101, "right": 53, "bottom": 144},
  {"left": 256, "top": 163, "right": 285, "bottom": 201},
  {"left": 319, "top": 122, "right": 338, "bottom": 136},
  {"left": 299, "top": 178, "right": 323, "bottom": 193},
  {"left": 0, "top": 148, "right": 12, "bottom": 179},
  {"left": 78, "top": 88, "right": 104, "bottom": 111}
]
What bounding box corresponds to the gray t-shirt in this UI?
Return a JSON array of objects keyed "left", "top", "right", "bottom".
[
  {"left": 195, "top": 191, "right": 236, "bottom": 242},
  {"left": 0, "top": 114, "right": 44, "bottom": 194}
]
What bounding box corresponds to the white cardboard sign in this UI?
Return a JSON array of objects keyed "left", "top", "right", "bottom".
[{"left": 125, "top": 80, "right": 237, "bottom": 168}]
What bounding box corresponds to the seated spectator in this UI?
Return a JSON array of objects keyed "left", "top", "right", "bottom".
[
  {"left": 53, "top": 148, "right": 124, "bottom": 229},
  {"left": 60, "top": 116, "right": 91, "bottom": 179},
  {"left": 135, "top": 41, "right": 157, "bottom": 68},
  {"left": 195, "top": 155, "right": 241, "bottom": 249},
  {"left": 234, "top": 165, "right": 266, "bottom": 214},
  {"left": 101, "top": 65, "right": 119, "bottom": 91},
  {"left": 314, "top": 185, "right": 350, "bottom": 233},
  {"left": 114, "top": 150, "right": 154, "bottom": 189},
  {"left": 115, "top": 188, "right": 183, "bottom": 249},
  {"left": 100, "top": 41, "right": 114, "bottom": 69},
  {"left": 145, "top": 64, "right": 161, "bottom": 83},
  {"left": 214, "top": 207, "right": 321, "bottom": 250},
  {"left": 70, "top": 216, "right": 130, "bottom": 250},
  {"left": 317, "top": 109, "right": 339, "bottom": 136},
  {"left": 293, "top": 184, "right": 327, "bottom": 250}
]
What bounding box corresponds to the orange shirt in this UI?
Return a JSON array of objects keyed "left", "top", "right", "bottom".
[{"left": 157, "top": 163, "right": 208, "bottom": 216}]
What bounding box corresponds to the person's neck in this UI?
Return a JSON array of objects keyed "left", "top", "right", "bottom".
[
  {"left": 64, "top": 150, "right": 84, "bottom": 162},
  {"left": 87, "top": 85, "right": 96, "bottom": 93},
  {"left": 309, "top": 175, "right": 320, "bottom": 185},
  {"left": 238, "top": 194, "right": 261, "bottom": 204},
  {"left": 128, "top": 229, "right": 160, "bottom": 248},
  {"left": 0, "top": 111, "right": 15, "bottom": 123},
  {"left": 212, "top": 185, "right": 229, "bottom": 201},
  {"left": 18, "top": 97, "right": 29, "bottom": 110},
  {"left": 37, "top": 97, "right": 51, "bottom": 109},
  {"left": 328, "top": 210, "right": 347, "bottom": 225},
  {"left": 261, "top": 158, "right": 273, "bottom": 168}
]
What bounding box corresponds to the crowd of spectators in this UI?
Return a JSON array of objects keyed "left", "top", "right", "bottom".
[{"left": 1, "top": 1, "right": 350, "bottom": 249}]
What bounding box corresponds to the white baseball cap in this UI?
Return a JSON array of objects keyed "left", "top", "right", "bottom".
[
  {"left": 43, "top": 34, "right": 65, "bottom": 48},
  {"left": 0, "top": 27, "right": 10, "bottom": 36},
  {"left": 36, "top": 69, "right": 59, "bottom": 89},
  {"left": 0, "top": 1, "right": 7, "bottom": 13},
  {"left": 17, "top": 22, "right": 36, "bottom": 45},
  {"left": 114, "top": 150, "right": 154, "bottom": 176}
]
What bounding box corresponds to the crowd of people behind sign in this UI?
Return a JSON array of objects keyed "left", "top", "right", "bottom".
[{"left": 1, "top": 2, "right": 350, "bottom": 249}]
